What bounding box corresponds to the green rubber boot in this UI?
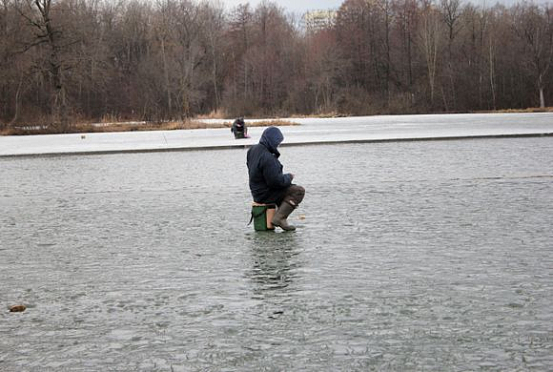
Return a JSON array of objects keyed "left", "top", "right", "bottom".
[{"left": 271, "top": 202, "right": 296, "bottom": 231}]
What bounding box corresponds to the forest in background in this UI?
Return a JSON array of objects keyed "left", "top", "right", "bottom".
[{"left": 0, "top": 0, "right": 552, "bottom": 132}]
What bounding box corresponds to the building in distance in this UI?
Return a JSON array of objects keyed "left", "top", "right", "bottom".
[{"left": 303, "top": 10, "right": 337, "bottom": 32}]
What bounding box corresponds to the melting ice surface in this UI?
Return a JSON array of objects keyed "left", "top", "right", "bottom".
[
  {"left": 1, "top": 112, "right": 553, "bottom": 156},
  {"left": 1, "top": 137, "right": 553, "bottom": 371}
]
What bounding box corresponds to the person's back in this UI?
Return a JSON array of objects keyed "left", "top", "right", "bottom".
[
  {"left": 247, "top": 127, "right": 305, "bottom": 231},
  {"left": 247, "top": 127, "right": 291, "bottom": 203}
]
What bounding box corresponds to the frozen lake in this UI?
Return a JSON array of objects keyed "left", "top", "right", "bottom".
[
  {"left": 1, "top": 112, "right": 553, "bottom": 156},
  {"left": 1, "top": 136, "right": 553, "bottom": 370}
]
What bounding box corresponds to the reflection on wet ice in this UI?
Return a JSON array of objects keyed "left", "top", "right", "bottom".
[{"left": 246, "top": 233, "right": 301, "bottom": 296}]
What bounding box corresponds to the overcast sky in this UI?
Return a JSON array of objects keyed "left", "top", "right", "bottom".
[
  {"left": 215, "top": 0, "right": 548, "bottom": 14},
  {"left": 216, "top": 0, "right": 343, "bottom": 14}
]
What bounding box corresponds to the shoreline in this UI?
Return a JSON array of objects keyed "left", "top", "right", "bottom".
[
  {"left": 2, "top": 109, "right": 552, "bottom": 137},
  {"left": 2, "top": 132, "right": 552, "bottom": 159},
  {"left": 2, "top": 112, "right": 553, "bottom": 158},
  {"left": 0, "top": 119, "right": 298, "bottom": 137}
]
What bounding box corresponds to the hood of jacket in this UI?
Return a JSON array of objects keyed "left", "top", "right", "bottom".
[{"left": 259, "top": 126, "right": 284, "bottom": 155}]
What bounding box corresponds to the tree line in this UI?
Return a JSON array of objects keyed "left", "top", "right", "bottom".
[{"left": 0, "top": 0, "right": 552, "bottom": 131}]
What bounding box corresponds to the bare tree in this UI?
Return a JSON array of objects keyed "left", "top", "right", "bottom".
[
  {"left": 203, "top": 4, "right": 225, "bottom": 112},
  {"left": 511, "top": 3, "right": 553, "bottom": 108},
  {"left": 173, "top": 0, "right": 207, "bottom": 119},
  {"left": 154, "top": 0, "right": 175, "bottom": 117},
  {"left": 23, "top": 0, "right": 69, "bottom": 130},
  {"left": 305, "top": 29, "right": 345, "bottom": 113},
  {"left": 440, "top": 0, "right": 461, "bottom": 110},
  {"left": 227, "top": 4, "right": 253, "bottom": 103},
  {"left": 485, "top": 6, "right": 499, "bottom": 110},
  {"left": 0, "top": 0, "right": 20, "bottom": 128},
  {"left": 394, "top": 0, "right": 419, "bottom": 105},
  {"left": 1, "top": 0, "right": 553, "bottom": 130},
  {"left": 419, "top": 0, "right": 443, "bottom": 107},
  {"left": 378, "top": 0, "right": 394, "bottom": 107}
]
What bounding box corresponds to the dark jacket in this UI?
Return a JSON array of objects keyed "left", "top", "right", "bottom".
[
  {"left": 231, "top": 118, "right": 246, "bottom": 139},
  {"left": 247, "top": 127, "right": 292, "bottom": 203}
]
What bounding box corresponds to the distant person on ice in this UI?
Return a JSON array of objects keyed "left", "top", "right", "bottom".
[
  {"left": 247, "top": 126, "right": 305, "bottom": 231},
  {"left": 231, "top": 117, "right": 249, "bottom": 139}
]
